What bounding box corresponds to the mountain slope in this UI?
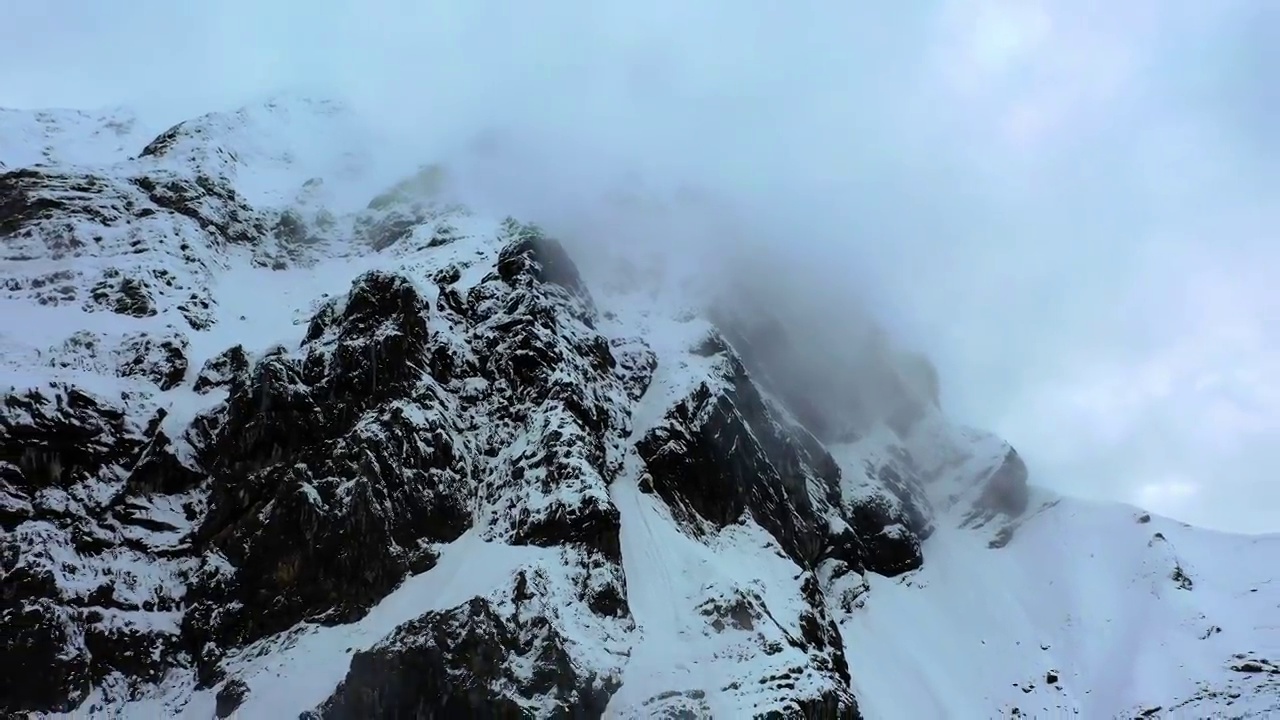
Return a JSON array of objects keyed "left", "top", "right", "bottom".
[{"left": 0, "top": 97, "right": 1276, "bottom": 720}]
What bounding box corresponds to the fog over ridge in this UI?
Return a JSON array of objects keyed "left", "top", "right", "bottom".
[{"left": 2, "top": 0, "right": 1277, "bottom": 532}]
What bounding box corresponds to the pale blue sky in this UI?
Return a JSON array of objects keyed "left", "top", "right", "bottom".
[{"left": 1, "top": 0, "right": 1276, "bottom": 532}]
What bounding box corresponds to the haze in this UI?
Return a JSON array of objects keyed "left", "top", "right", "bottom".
[{"left": 2, "top": 0, "right": 1276, "bottom": 533}]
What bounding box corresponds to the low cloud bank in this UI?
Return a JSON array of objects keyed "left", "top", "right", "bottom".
[{"left": 3, "top": 0, "right": 1277, "bottom": 531}]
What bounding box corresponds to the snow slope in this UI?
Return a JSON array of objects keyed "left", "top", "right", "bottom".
[
  {"left": 1, "top": 96, "right": 1276, "bottom": 720},
  {"left": 844, "top": 494, "right": 1279, "bottom": 719},
  {"left": 0, "top": 106, "right": 156, "bottom": 168}
]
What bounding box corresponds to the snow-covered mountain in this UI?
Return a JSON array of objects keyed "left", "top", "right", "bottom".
[{"left": 1, "top": 96, "right": 1276, "bottom": 720}]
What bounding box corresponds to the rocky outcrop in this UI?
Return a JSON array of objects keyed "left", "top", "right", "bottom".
[
  {"left": 183, "top": 270, "right": 471, "bottom": 673},
  {"left": 115, "top": 329, "right": 190, "bottom": 390},
  {"left": 636, "top": 351, "right": 833, "bottom": 567},
  {"left": 0, "top": 100, "right": 1035, "bottom": 718},
  {"left": 308, "top": 597, "right": 617, "bottom": 719},
  {"left": 964, "top": 448, "right": 1030, "bottom": 526},
  {"left": 0, "top": 383, "right": 147, "bottom": 490},
  {"left": 464, "top": 222, "right": 629, "bottom": 569},
  {"left": 192, "top": 344, "right": 249, "bottom": 393},
  {"left": 0, "top": 383, "right": 189, "bottom": 714}
]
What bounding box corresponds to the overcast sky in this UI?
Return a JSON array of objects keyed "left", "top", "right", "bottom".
[{"left": 2, "top": 1, "right": 1276, "bottom": 533}]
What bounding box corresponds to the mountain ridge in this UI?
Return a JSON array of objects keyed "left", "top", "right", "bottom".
[{"left": 0, "top": 96, "right": 1275, "bottom": 719}]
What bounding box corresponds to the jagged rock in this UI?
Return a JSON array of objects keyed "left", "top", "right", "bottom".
[
  {"left": 847, "top": 498, "right": 923, "bottom": 576},
  {"left": 0, "top": 380, "right": 189, "bottom": 713},
  {"left": 83, "top": 613, "right": 181, "bottom": 685},
  {"left": 0, "top": 168, "right": 122, "bottom": 241},
  {"left": 495, "top": 219, "right": 588, "bottom": 296},
  {"left": 464, "top": 230, "right": 630, "bottom": 569},
  {"left": 310, "top": 269, "right": 433, "bottom": 408},
  {"left": 183, "top": 271, "right": 470, "bottom": 667},
  {"left": 0, "top": 383, "right": 145, "bottom": 489},
  {"left": 88, "top": 273, "right": 157, "bottom": 318},
  {"left": 193, "top": 344, "right": 250, "bottom": 393},
  {"left": 610, "top": 337, "right": 658, "bottom": 403},
  {"left": 636, "top": 346, "right": 841, "bottom": 570},
  {"left": 215, "top": 678, "right": 249, "bottom": 718},
  {"left": 875, "top": 461, "right": 935, "bottom": 539},
  {"left": 363, "top": 213, "right": 420, "bottom": 252},
  {"left": 964, "top": 448, "right": 1030, "bottom": 527},
  {"left": 0, "top": 462, "right": 32, "bottom": 530},
  {"left": 274, "top": 209, "right": 310, "bottom": 244},
  {"left": 115, "top": 329, "right": 189, "bottom": 390},
  {"left": 123, "top": 421, "right": 203, "bottom": 495},
  {"left": 307, "top": 598, "right": 618, "bottom": 719},
  {"left": 353, "top": 167, "right": 453, "bottom": 252},
  {"left": 0, "top": 598, "right": 92, "bottom": 713},
  {"left": 178, "top": 290, "right": 217, "bottom": 330},
  {"left": 0, "top": 154, "right": 941, "bottom": 716},
  {"left": 129, "top": 173, "right": 267, "bottom": 248}
]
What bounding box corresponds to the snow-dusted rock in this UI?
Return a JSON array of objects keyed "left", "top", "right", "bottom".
[{"left": 0, "top": 96, "right": 1276, "bottom": 720}]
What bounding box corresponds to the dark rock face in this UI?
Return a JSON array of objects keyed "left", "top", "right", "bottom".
[
  {"left": 130, "top": 173, "right": 271, "bottom": 249},
  {"left": 0, "top": 383, "right": 144, "bottom": 489},
  {"left": 494, "top": 220, "right": 588, "bottom": 297},
  {"left": 846, "top": 497, "right": 924, "bottom": 576},
  {"left": 635, "top": 340, "right": 919, "bottom": 580},
  {"left": 637, "top": 350, "right": 830, "bottom": 567},
  {"left": 309, "top": 598, "right": 618, "bottom": 720},
  {"left": 0, "top": 598, "right": 91, "bottom": 713},
  {"left": 698, "top": 299, "right": 942, "bottom": 580},
  {"left": 173, "top": 236, "right": 633, "bottom": 701},
  {"left": 137, "top": 121, "right": 191, "bottom": 158},
  {"left": 215, "top": 678, "right": 250, "bottom": 718},
  {"left": 632, "top": 340, "right": 877, "bottom": 717},
  {"left": 185, "top": 270, "right": 470, "bottom": 669},
  {"left": 193, "top": 344, "right": 250, "bottom": 393},
  {"left": 116, "top": 329, "right": 190, "bottom": 390},
  {"left": 963, "top": 449, "right": 1030, "bottom": 528},
  {"left": 0, "top": 168, "right": 122, "bottom": 242},
  {"left": 609, "top": 337, "right": 657, "bottom": 403},
  {"left": 465, "top": 224, "right": 627, "bottom": 564},
  {"left": 88, "top": 274, "right": 158, "bottom": 317},
  {"left": 0, "top": 383, "right": 188, "bottom": 715}
]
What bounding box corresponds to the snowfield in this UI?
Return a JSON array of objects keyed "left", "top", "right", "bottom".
[{"left": 0, "top": 96, "right": 1276, "bottom": 720}]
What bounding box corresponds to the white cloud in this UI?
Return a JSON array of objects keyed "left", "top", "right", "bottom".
[{"left": 1, "top": 1, "right": 1275, "bottom": 532}]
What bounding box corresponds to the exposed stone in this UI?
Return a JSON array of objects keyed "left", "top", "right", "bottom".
[
  {"left": 0, "top": 598, "right": 92, "bottom": 713},
  {"left": 964, "top": 449, "right": 1030, "bottom": 527},
  {"left": 193, "top": 344, "right": 250, "bottom": 393},
  {"left": 115, "top": 329, "right": 190, "bottom": 390},
  {"left": 307, "top": 598, "right": 619, "bottom": 720},
  {"left": 183, "top": 271, "right": 470, "bottom": 670}
]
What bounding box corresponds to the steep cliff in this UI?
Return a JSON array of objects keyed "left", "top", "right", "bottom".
[{"left": 1, "top": 97, "right": 1275, "bottom": 720}]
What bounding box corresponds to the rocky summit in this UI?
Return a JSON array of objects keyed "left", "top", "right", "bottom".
[{"left": 1, "top": 97, "right": 1277, "bottom": 719}]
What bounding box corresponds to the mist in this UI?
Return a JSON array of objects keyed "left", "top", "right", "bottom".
[{"left": 2, "top": 0, "right": 1277, "bottom": 532}]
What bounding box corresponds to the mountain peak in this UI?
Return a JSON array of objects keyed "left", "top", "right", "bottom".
[{"left": 0, "top": 100, "right": 1276, "bottom": 719}]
